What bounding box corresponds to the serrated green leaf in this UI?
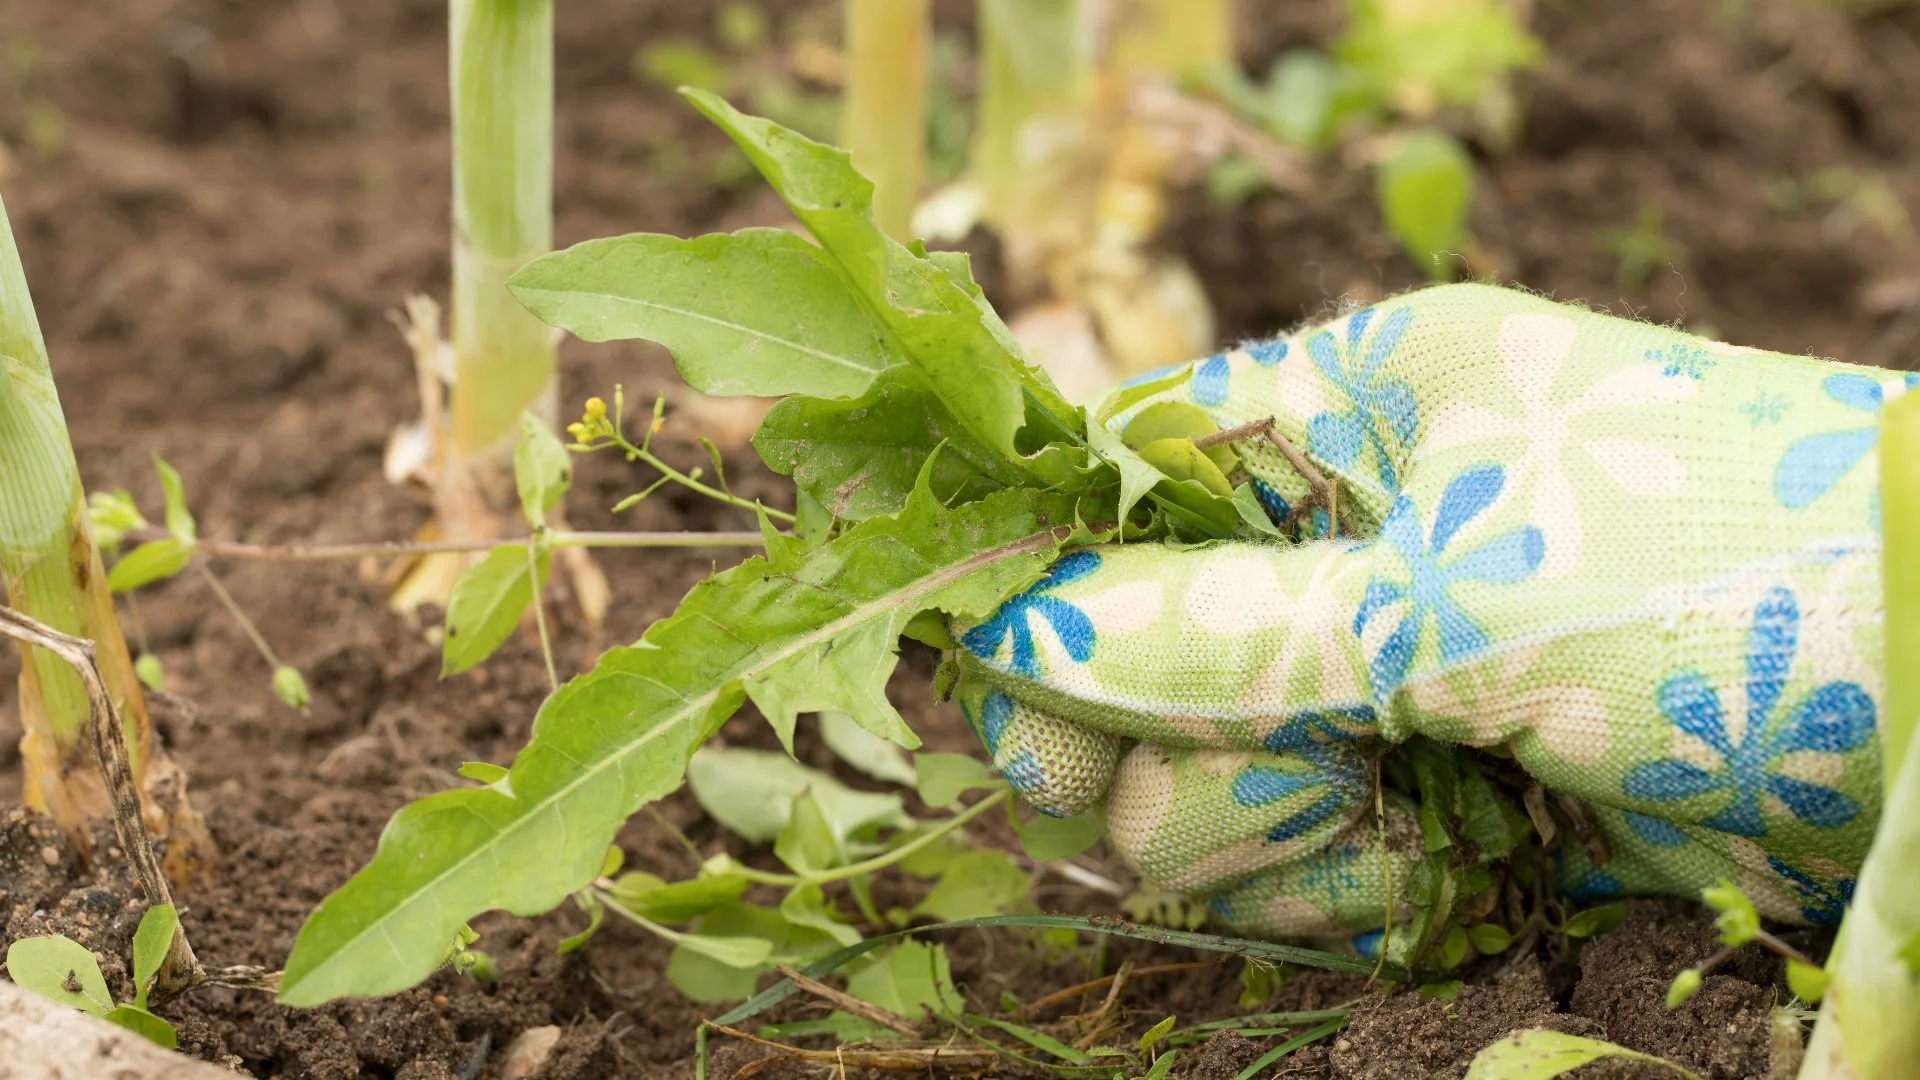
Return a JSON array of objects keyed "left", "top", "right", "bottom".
[
  {"left": 1377, "top": 129, "right": 1473, "bottom": 282},
  {"left": 103, "top": 1004, "right": 177, "bottom": 1049},
  {"left": 914, "top": 753, "right": 1000, "bottom": 808},
  {"left": 914, "top": 850, "right": 1029, "bottom": 921},
  {"left": 753, "top": 364, "right": 1014, "bottom": 521},
  {"left": 1013, "top": 809, "right": 1105, "bottom": 862},
  {"left": 1562, "top": 902, "right": 1628, "bottom": 939},
  {"left": 509, "top": 229, "right": 896, "bottom": 400},
  {"left": 607, "top": 871, "right": 751, "bottom": 924},
  {"left": 281, "top": 483, "right": 1065, "bottom": 1005},
  {"left": 441, "top": 545, "right": 547, "bottom": 676},
  {"left": 821, "top": 710, "right": 917, "bottom": 787},
  {"left": 152, "top": 455, "right": 194, "bottom": 541},
  {"left": 846, "top": 940, "right": 962, "bottom": 1021},
  {"left": 513, "top": 411, "right": 571, "bottom": 521},
  {"left": 688, "top": 746, "right": 906, "bottom": 846},
  {"left": 129, "top": 904, "right": 177, "bottom": 1010},
  {"left": 1086, "top": 419, "right": 1168, "bottom": 529},
  {"left": 5, "top": 935, "right": 112, "bottom": 1015},
  {"left": 683, "top": 89, "right": 1076, "bottom": 466},
  {"left": 107, "top": 538, "right": 191, "bottom": 593},
  {"left": 1466, "top": 1029, "right": 1701, "bottom": 1080}
]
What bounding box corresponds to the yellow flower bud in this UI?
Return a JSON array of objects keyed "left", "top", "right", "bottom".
[
  {"left": 584, "top": 396, "right": 607, "bottom": 420},
  {"left": 566, "top": 422, "right": 589, "bottom": 441}
]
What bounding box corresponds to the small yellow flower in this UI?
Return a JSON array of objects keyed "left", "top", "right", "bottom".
[
  {"left": 566, "top": 422, "right": 589, "bottom": 441},
  {"left": 584, "top": 396, "right": 607, "bottom": 420}
]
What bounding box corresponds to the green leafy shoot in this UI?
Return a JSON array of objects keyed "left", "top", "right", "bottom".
[
  {"left": 285, "top": 94, "right": 1332, "bottom": 1011},
  {"left": 1376, "top": 129, "right": 1474, "bottom": 282},
  {"left": 103, "top": 457, "right": 199, "bottom": 592},
  {"left": 1701, "top": 879, "right": 1760, "bottom": 948},
  {"left": 1560, "top": 902, "right": 1628, "bottom": 940},
  {"left": 5, "top": 905, "right": 182, "bottom": 1049},
  {"left": 1464, "top": 1029, "right": 1701, "bottom": 1080}
]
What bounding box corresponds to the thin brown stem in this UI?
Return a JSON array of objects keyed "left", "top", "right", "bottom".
[
  {"left": 0, "top": 606, "right": 199, "bottom": 1001},
  {"left": 1071, "top": 958, "right": 1133, "bottom": 1050},
  {"left": 702, "top": 1021, "right": 995, "bottom": 1073},
  {"left": 774, "top": 964, "right": 921, "bottom": 1037},
  {"left": 1190, "top": 418, "right": 1274, "bottom": 451},
  {"left": 1008, "top": 959, "right": 1217, "bottom": 1021},
  {"left": 124, "top": 529, "right": 770, "bottom": 562}
]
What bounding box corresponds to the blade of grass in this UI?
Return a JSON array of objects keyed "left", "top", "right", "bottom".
[{"left": 1234, "top": 1017, "right": 1345, "bottom": 1080}]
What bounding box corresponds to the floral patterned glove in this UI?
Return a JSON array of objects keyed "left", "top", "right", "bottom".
[{"left": 952, "top": 283, "right": 1892, "bottom": 947}]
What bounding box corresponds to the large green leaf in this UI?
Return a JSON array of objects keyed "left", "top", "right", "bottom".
[
  {"left": 753, "top": 364, "right": 1014, "bottom": 521},
  {"left": 683, "top": 89, "right": 1077, "bottom": 466},
  {"left": 278, "top": 480, "right": 1069, "bottom": 1005},
  {"left": 508, "top": 229, "right": 897, "bottom": 400}
]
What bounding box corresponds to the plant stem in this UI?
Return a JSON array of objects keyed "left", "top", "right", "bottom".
[
  {"left": 525, "top": 541, "right": 557, "bottom": 692},
  {"left": 1801, "top": 391, "right": 1920, "bottom": 1077},
  {"left": 841, "top": 0, "right": 930, "bottom": 240},
  {"left": 601, "top": 434, "right": 798, "bottom": 524},
  {"left": 123, "top": 529, "right": 770, "bottom": 562},
  {"left": 729, "top": 788, "right": 1012, "bottom": 888},
  {"left": 193, "top": 563, "right": 285, "bottom": 671},
  {"left": 440, "top": 0, "right": 558, "bottom": 541},
  {"left": 0, "top": 191, "right": 212, "bottom": 877}
]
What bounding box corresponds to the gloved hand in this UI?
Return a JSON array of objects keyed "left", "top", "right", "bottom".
[{"left": 953, "top": 283, "right": 1891, "bottom": 949}]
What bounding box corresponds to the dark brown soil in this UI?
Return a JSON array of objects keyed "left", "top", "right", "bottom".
[{"left": 0, "top": 0, "right": 1910, "bottom": 1077}]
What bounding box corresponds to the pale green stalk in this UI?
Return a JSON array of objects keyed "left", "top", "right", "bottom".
[
  {"left": 446, "top": 0, "right": 556, "bottom": 530},
  {"left": 1800, "top": 392, "right": 1920, "bottom": 1078},
  {"left": 0, "top": 192, "right": 207, "bottom": 868},
  {"left": 971, "top": 0, "right": 1093, "bottom": 257},
  {"left": 841, "top": 0, "right": 930, "bottom": 241}
]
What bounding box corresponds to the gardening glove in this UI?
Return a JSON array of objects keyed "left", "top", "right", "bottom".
[{"left": 952, "top": 282, "right": 1891, "bottom": 947}]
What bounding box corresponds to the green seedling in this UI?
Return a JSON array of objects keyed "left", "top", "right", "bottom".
[
  {"left": 92, "top": 455, "right": 308, "bottom": 711},
  {"left": 5, "top": 904, "right": 182, "bottom": 1048},
  {"left": 1597, "top": 201, "right": 1687, "bottom": 291},
  {"left": 1667, "top": 879, "right": 1826, "bottom": 1010}
]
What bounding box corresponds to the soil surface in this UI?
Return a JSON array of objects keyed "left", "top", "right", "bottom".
[{"left": 1, "top": 0, "right": 1914, "bottom": 1077}]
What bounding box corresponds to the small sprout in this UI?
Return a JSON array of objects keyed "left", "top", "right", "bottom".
[
  {"left": 1701, "top": 879, "right": 1759, "bottom": 947},
  {"left": 998, "top": 990, "right": 1020, "bottom": 1013},
  {"left": 1137, "top": 1014, "right": 1176, "bottom": 1051},
  {"left": 87, "top": 490, "right": 148, "bottom": 549},
  {"left": 1418, "top": 979, "right": 1462, "bottom": 1000},
  {"left": 1666, "top": 967, "right": 1702, "bottom": 1008},
  {"left": 1561, "top": 902, "right": 1628, "bottom": 939},
  {"left": 272, "top": 665, "right": 311, "bottom": 710},
  {"left": 134, "top": 654, "right": 165, "bottom": 693},
  {"left": 1785, "top": 959, "right": 1829, "bottom": 1003}
]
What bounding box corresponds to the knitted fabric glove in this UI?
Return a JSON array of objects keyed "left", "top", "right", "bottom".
[{"left": 953, "top": 283, "right": 1891, "bottom": 947}]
